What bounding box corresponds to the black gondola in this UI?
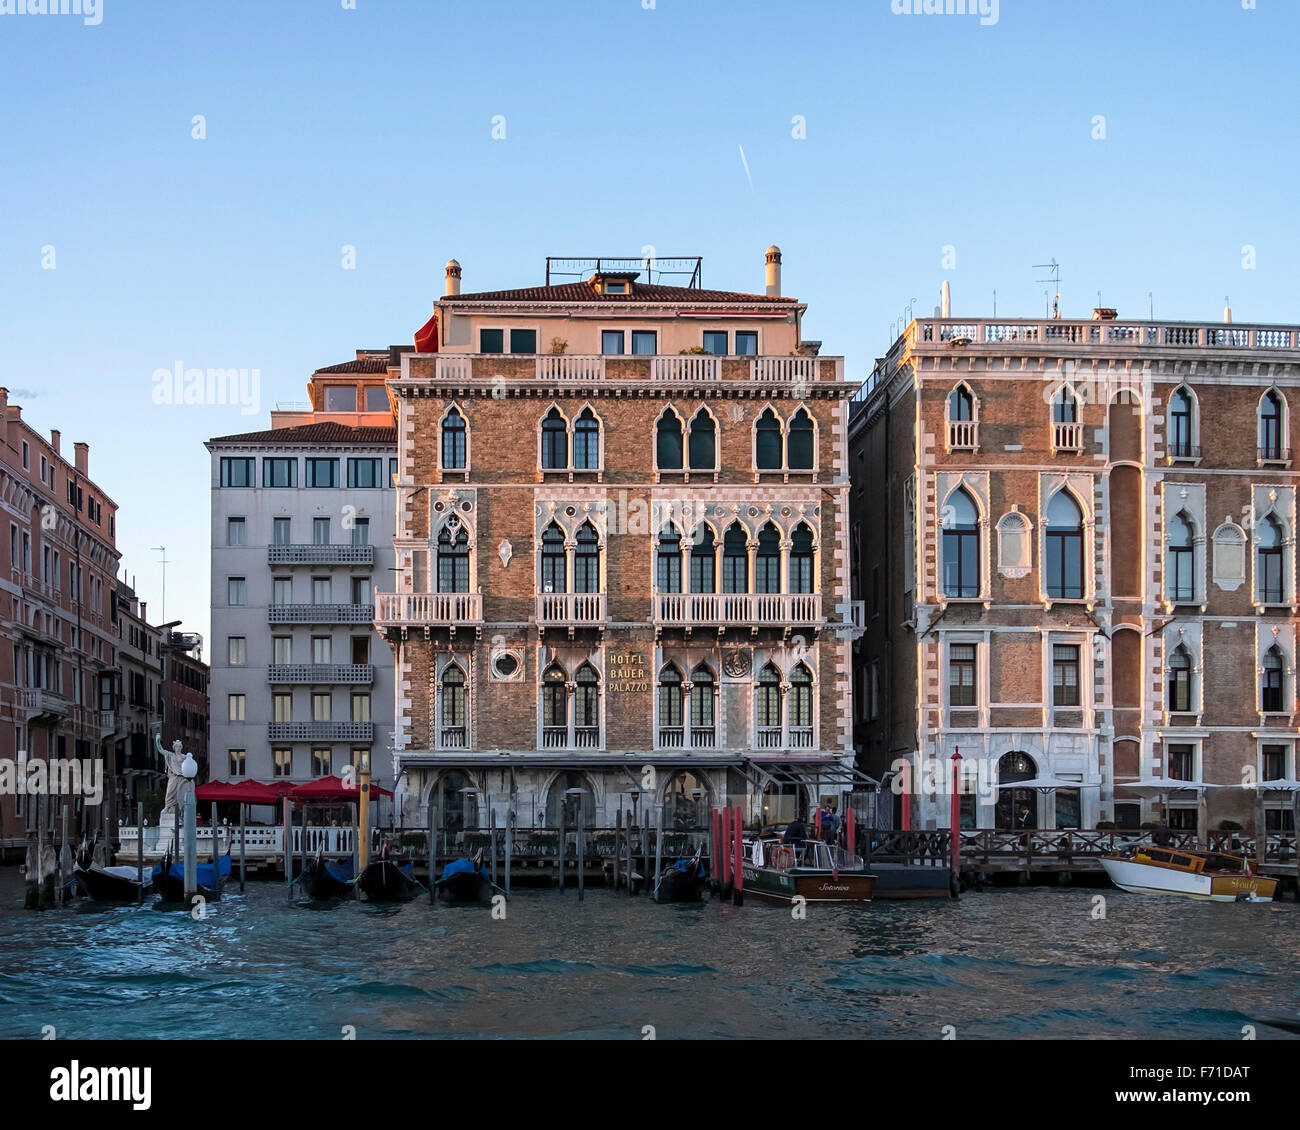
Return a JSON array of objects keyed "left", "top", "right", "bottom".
[
  {"left": 73, "top": 860, "right": 153, "bottom": 902},
  {"left": 356, "top": 844, "right": 422, "bottom": 903},
  {"left": 300, "top": 852, "right": 356, "bottom": 900},
  {"left": 654, "top": 850, "right": 709, "bottom": 902},
  {"left": 153, "top": 851, "right": 231, "bottom": 904},
  {"left": 434, "top": 851, "right": 495, "bottom": 904}
]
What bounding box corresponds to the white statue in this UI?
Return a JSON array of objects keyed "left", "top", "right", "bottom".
[{"left": 155, "top": 733, "right": 194, "bottom": 823}]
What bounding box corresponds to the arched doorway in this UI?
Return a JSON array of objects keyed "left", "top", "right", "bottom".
[
  {"left": 545, "top": 771, "right": 596, "bottom": 829},
  {"left": 995, "top": 752, "right": 1037, "bottom": 829},
  {"left": 663, "top": 771, "right": 709, "bottom": 830},
  {"left": 434, "top": 770, "right": 479, "bottom": 834}
]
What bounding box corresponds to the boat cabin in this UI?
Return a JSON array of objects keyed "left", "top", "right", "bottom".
[{"left": 1131, "top": 848, "right": 1247, "bottom": 875}]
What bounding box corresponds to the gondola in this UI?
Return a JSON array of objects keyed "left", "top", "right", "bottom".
[
  {"left": 73, "top": 859, "right": 153, "bottom": 902},
  {"left": 300, "top": 851, "right": 356, "bottom": 900},
  {"left": 356, "top": 844, "right": 422, "bottom": 903},
  {"left": 435, "top": 851, "right": 494, "bottom": 904},
  {"left": 152, "top": 851, "right": 232, "bottom": 904},
  {"left": 654, "top": 849, "right": 709, "bottom": 903}
]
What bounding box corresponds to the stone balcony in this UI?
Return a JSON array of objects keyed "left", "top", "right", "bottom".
[
  {"left": 535, "top": 592, "right": 606, "bottom": 637},
  {"left": 374, "top": 592, "right": 483, "bottom": 637},
  {"left": 267, "top": 721, "right": 374, "bottom": 742},
  {"left": 267, "top": 664, "right": 375, "bottom": 685},
  {"left": 19, "top": 688, "right": 69, "bottom": 721},
  {"left": 268, "top": 544, "right": 374, "bottom": 566},
  {"left": 652, "top": 592, "right": 823, "bottom": 637},
  {"left": 907, "top": 318, "right": 1300, "bottom": 355}
]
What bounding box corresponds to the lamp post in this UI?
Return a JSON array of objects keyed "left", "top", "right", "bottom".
[{"left": 180, "top": 752, "right": 198, "bottom": 898}]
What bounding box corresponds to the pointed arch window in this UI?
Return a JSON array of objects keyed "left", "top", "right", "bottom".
[
  {"left": 656, "top": 409, "right": 684, "bottom": 470},
  {"left": 689, "top": 664, "right": 715, "bottom": 746},
  {"left": 755, "top": 522, "right": 781, "bottom": 594},
  {"left": 541, "top": 663, "right": 569, "bottom": 748},
  {"left": 1052, "top": 387, "right": 1082, "bottom": 451},
  {"left": 540, "top": 522, "right": 566, "bottom": 594},
  {"left": 657, "top": 664, "right": 684, "bottom": 746},
  {"left": 1045, "top": 491, "right": 1084, "bottom": 599},
  {"left": 541, "top": 407, "right": 568, "bottom": 469},
  {"left": 688, "top": 408, "right": 717, "bottom": 470},
  {"left": 1168, "top": 645, "right": 1193, "bottom": 713},
  {"left": 573, "top": 407, "right": 601, "bottom": 469},
  {"left": 574, "top": 521, "right": 600, "bottom": 593},
  {"left": 439, "top": 663, "right": 467, "bottom": 748},
  {"left": 574, "top": 663, "right": 600, "bottom": 746},
  {"left": 788, "top": 663, "right": 814, "bottom": 747},
  {"left": 436, "top": 524, "right": 470, "bottom": 593},
  {"left": 947, "top": 384, "right": 977, "bottom": 450},
  {"left": 441, "top": 406, "right": 467, "bottom": 470},
  {"left": 656, "top": 526, "right": 682, "bottom": 594},
  {"left": 1169, "top": 388, "right": 1194, "bottom": 459},
  {"left": 756, "top": 663, "right": 782, "bottom": 746},
  {"left": 790, "top": 522, "right": 815, "bottom": 594},
  {"left": 1262, "top": 647, "right": 1285, "bottom": 713},
  {"left": 756, "top": 407, "right": 783, "bottom": 470},
  {"left": 690, "top": 526, "right": 717, "bottom": 593},
  {"left": 787, "top": 407, "right": 814, "bottom": 470},
  {"left": 1257, "top": 515, "right": 1284, "bottom": 604},
  {"left": 722, "top": 523, "right": 749, "bottom": 593},
  {"left": 1166, "top": 511, "right": 1195, "bottom": 603},
  {"left": 942, "top": 488, "right": 980, "bottom": 598},
  {"left": 1260, "top": 390, "right": 1285, "bottom": 461}
]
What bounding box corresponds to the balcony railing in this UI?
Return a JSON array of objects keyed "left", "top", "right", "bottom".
[
  {"left": 1259, "top": 446, "right": 1291, "bottom": 463},
  {"left": 541, "top": 726, "right": 601, "bottom": 750},
  {"left": 267, "top": 603, "right": 374, "bottom": 624},
  {"left": 19, "top": 688, "right": 69, "bottom": 719},
  {"left": 374, "top": 592, "right": 483, "bottom": 629},
  {"left": 756, "top": 726, "right": 814, "bottom": 750},
  {"left": 653, "top": 592, "right": 823, "bottom": 629},
  {"left": 947, "top": 420, "right": 978, "bottom": 450},
  {"left": 267, "top": 721, "right": 374, "bottom": 742},
  {"left": 535, "top": 355, "right": 606, "bottom": 382},
  {"left": 1053, "top": 422, "right": 1084, "bottom": 452},
  {"left": 268, "top": 544, "right": 374, "bottom": 565},
  {"left": 10, "top": 569, "right": 58, "bottom": 602},
  {"left": 439, "top": 727, "right": 468, "bottom": 749},
  {"left": 418, "top": 353, "right": 844, "bottom": 386},
  {"left": 657, "top": 727, "right": 717, "bottom": 750},
  {"left": 651, "top": 356, "right": 720, "bottom": 382},
  {"left": 909, "top": 318, "right": 1300, "bottom": 354},
  {"left": 268, "top": 664, "right": 374, "bottom": 685},
  {"left": 536, "top": 592, "right": 606, "bottom": 626},
  {"left": 751, "top": 357, "right": 817, "bottom": 383}
]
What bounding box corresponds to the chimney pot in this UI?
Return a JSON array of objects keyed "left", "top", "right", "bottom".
[
  {"left": 50, "top": 429, "right": 60, "bottom": 456},
  {"left": 445, "top": 259, "right": 462, "bottom": 297},
  {"left": 765, "top": 245, "right": 782, "bottom": 298},
  {"left": 74, "top": 441, "right": 89, "bottom": 477},
  {"left": 941, "top": 280, "right": 951, "bottom": 319}
]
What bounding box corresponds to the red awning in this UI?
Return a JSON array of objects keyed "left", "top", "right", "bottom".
[
  {"left": 195, "top": 779, "right": 287, "bottom": 804},
  {"left": 289, "top": 775, "right": 393, "bottom": 804},
  {"left": 414, "top": 311, "right": 438, "bottom": 353}
]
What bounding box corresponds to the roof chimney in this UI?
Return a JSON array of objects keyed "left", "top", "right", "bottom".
[
  {"left": 445, "top": 259, "right": 462, "bottom": 297},
  {"left": 765, "top": 245, "right": 782, "bottom": 297},
  {"left": 50, "top": 429, "right": 60, "bottom": 456},
  {"left": 1224, "top": 297, "right": 1233, "bottom": 324},
  {"left": 941, "top": 280, "right": 951, "bottom": 319},
  {"left": 74, "top": 441, "right": 89, "bottom": 477},
  {"left": 1092, "top": 308, "right": 1118, "bottom": 321}
]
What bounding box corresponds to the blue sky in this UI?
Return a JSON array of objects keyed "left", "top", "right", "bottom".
[{"left": 1, "top": 0, "right": 1296, "bottom": 645}]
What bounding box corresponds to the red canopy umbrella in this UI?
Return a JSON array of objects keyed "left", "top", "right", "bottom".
[
  {"left": 414, "top": 311, "right": 439, "bottom": 353},
  {"left": 289, "top": 775, "right": 393, "bottom": 804},
  {"left": 195, "top": 779, "right": 287, "bottom": 804}
]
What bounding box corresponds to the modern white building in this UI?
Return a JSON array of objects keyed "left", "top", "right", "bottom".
[{"left": 207, "top": 353, "right": 400, "bottom": 806}]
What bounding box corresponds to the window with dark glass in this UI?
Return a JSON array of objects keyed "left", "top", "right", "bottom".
[
  {"left": 735, "top": 331, "right": 758, "bottom": 356},
  {"left": 657, "top": 527, "right": 682, "bottom": 593},
  {"left": 1053, "top": 387, "right": 1078, "bottom": 423},
  {"left": 658, "top": 665, "right": 683, "bottom": 729},
  {"left": 722, "top": 524, "right": 748, "bottom": 593},
  {"left": 575, "top": 664, "right": 599, "bottom": 730},
  {"left": 787, "top": 408, "right": 814, "bottom": 470},
  {"left": 480, "top": 328, "right": 504, "bottom": 354},
  {"left": 220, "top": 457, "right": 254, "bottom": 487},
  {"left": 690, "top": 665, "right": 715, "bottom": 731},
  {"left": 1262, "top": 648, "right": 1285, "bottom": 712},
  {"left": 1257, "top": 516, "right": 1284, "bottom": 603},
  {"left": 1169, "top": 388, "right": 1193, "bottom": 457},
  {"left": 441, "top": 665, "right": 466, "bottom": 738},
  {"left": 573, "top": 408, "right": 600, "bottom": 469},
  {"left": 1045, "top": 492, "right": 1084, "bottom": 599},
  {"left": 1052, "top": 644, "right": 1081, "bottom": 706},
  {"left": 1168, "top": 646, "right": 1192, "bottom": 712},
  {"left": 789, "top": 663, "right": 813, "bottom": 728},
  {"left": 757, "top": 664, "right": 781, "bottom": 728},
  {"left": 1168, "top": 744, "right": 1195, "bottom": 781},
  {"left": 541, "top": 407, "right": 568, "bottom": 469},
  {"left": 510, "top": 329, "right": 536, "bottom": 354},
  {"left": 702, "top": 331, "right": 728, "bottom": 356},
  {"left": 541, "top": 523, "right": 566, "bottom": 593},
  {"left": 601, "top": 330, "right": 624, "bottom": 355},
  {"left": 262, "top": 458, "right": 297, "bottom": 488},
  {"left": 790, "top": 523, "right": 814, "bottom": 594},
  {"left": 756, "top": 407, "right": 782, "bottom": 470},
  {"left": 442, "top": 407, "right": 467, "bottom": 469},
  {"left": 631, "top": 331, "right": 657, "bottom": 355},
  {"left": 437, "top": 525, "right": 470, "bottom": 593},
  {"left": 542, "top": 664, "right": 567, "bottom": 728},
  {"left": 1263, "top": 745, "right": 1286, "bottom": 781},
  {"left": 943, "top": 489, "right": 980, "bottom": 598},
  {"left": 950, "top": 643, "right": 976, "bottom": 706},
  {"left": 1260, "top": 390, "right": 1284, "bottom": 459},
  {"left": 1167, "top": 511, "right": 1195, "bottom": 602},
  {"left": 688, "top": 409, "right": 716, "bottom": 470},
  {"left": 306, "top": 458, "right": 338, "bottom": 488},
  {"left": 352, "top": 517, "right": 369, "bottom": 546},
  {"left": 691, "top": 526, "right": 716, "bottom": 593},
  {"left": 656, "top": 410, "right": 683, "bottom": 469},
  {"left": 574, "top": 522, "right": 600, "bottom": 593},
  {"left": 324, "top": 386, "right": 356, "bottom": 412},
  {"left": 365, "top": 386, "right": 389, "bottom": 413},
  {"left": 347, "top": 458, "right": 382, "bottom": 488},
  {"left": 755, "top": 523, "right": 781, "bottom": 594},
  {"left": 949, "top": 385, "right": 973, "bottom": 421}
]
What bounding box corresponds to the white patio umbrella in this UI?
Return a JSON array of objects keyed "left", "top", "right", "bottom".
[
  {"left": 1113, "top": 777, "right": 1223, "bottom": 798},
  {"left": 996, "top": 776, "right": 1097, "bottom": 791},
  {"left": 1244, "top": 778, "right": 1300, "bottom": 792}
]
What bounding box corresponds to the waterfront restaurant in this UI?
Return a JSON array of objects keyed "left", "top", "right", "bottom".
[{"left": 377, "top": 251, "right": 869, "bottom": 836}]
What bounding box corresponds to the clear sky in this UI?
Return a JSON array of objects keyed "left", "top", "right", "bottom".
[{"left": 1, "top": 0, "right": 1295, "bottom": 646}]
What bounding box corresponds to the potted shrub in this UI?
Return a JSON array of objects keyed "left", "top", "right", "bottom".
[
  {"left": 548, "top": 337, "right": 568, "bottom": 355},
  {"left": 1218, "top": 819, "right": 1242, "bottom": 831},
  {"left": 1095, "top": 820, "right": 1116, "bottom": 830}
]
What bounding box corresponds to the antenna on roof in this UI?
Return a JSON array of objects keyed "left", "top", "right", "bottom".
[{"left": 1034, "top": 259, "right": 1061, "bottom": 319}]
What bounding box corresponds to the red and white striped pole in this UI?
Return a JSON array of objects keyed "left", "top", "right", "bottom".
[{"left": 731, "top": 804, "right": 744, "bottom": 906}]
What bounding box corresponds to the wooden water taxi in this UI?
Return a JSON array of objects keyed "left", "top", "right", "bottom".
[
  {"left": 740, "top": 835, "right": 876, "bottom": 904},
  {"left": 1101, "top": 845, "right": 1277, "bottom": 902}
]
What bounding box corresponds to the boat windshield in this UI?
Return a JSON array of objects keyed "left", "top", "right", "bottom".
[{"left": 747, "top": 837, "right": 855, "bottom": 871}]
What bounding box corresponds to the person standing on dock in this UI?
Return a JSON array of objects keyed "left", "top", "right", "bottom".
[
  {"left": 784, "top": 815, "right": 807, "bottom": 846},
  {"left": 820, "top": 804, "right": 839, "bottom": 845}
]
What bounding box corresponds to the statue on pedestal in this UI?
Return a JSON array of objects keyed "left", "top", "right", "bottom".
[{"left": 155, "top": 732, "right": 195, "bottom": 827}]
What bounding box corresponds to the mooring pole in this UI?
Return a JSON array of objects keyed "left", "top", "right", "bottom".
[
  {"left": 183, "top": 792, "right": 197, "bottom": 899},
  {"left": 1256, "top": 787, "right": 1267, "bottom": 876},
  {"left": 950, "top": 749, "right": 963, "bottom": 897},
  {"left": 239, "top": 803, "right": 246, "bottom": 893},
  {"left": 577, "top": 812, "right": 585, "bottom": 903},
  {"left": 427, "top": 795, "right": 436, "bottom": 904},
  {"left": 732, "top": 804, "right": 744, "bottom": 907},
  {"left": 211, "top": 801, "right": 221, "bottom": 898},
  {"left": 136, "top": 802, "right": 144, "bottom": 903},
  {"left": 710, "top": 807, "right": 719, "bottom": 893},
  {"left": 504, "top": 809, "right": 513, "bottom": 897},
  {"left": 490, "top": 808, "right": 498, "bottom": 886},
  {"left": 557, "top": 802, "right": 566, "bottom": 893},
  {"left": 720, "top": 806, "right": 732, "bottom": 899},
  {"left": 641, "top": 813, "right": 649, "bottom": 897},
  {"left": 613, "top": 809, "right": 622, "bottom": 892},
  {"left": 653, "top": 804, "right": 663, "bottom": 903},
  {"left": 283, "top": 794, "right": 292, "bottom": 901}
]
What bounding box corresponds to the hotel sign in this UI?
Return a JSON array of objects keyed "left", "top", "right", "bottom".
[{"left": 608, "top": 652, "right": 649, "bottom": 693}]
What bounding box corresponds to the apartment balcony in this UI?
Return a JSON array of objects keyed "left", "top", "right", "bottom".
[
  {"left": 70, "top": 704, "right": 117, "bottom": 738},
  {"left": 947, "top": 420, "right": 978, "bottom": 451},
  {"left": 10, "top": 569, "right": 58, "bottom": 604},
  {"left": 535, "top": 592, "right": 606, "bottom": 637},
  {"left": 268, "top": 544, "right": 374, "bottom": 566},
  {"left": 420, "top": 353, "right": 845, "bottom": 388},
  {"left": 268, "top": 664, "right": 375, "bottom": 685},
  {"left": 267, "top": 603, "right": 374, "bottom": 624},
  {"left": 541, "top": 726, "right": 601, "bottom": 750},
  {"left": 374, "top": 592, "right": 483, "bottom": 637},
  {"left": 1052, "top": 422, "right": 1084, "bottom": 453},
  {"left": 652, "top": 592, "right": 823, "bottom": 637},
  {"left": 1258, "top": 446, "right": 1292, "bottom": 466},
  {"left": 19, "top": 688, "right": 69, "bottom": 721},
  {"left": 267, "top": 721, "right": 374, "bottom": 742}
]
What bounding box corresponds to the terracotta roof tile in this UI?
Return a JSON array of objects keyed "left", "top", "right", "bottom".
[
  {"left": 442, "top": 280, "right": 797, "bottom": 306},
  {"left": 314, "top": 356, "right": 391, "bottom": 374},
  {"left": 207, "top": 422, "right": 396, "bottom": 446}
]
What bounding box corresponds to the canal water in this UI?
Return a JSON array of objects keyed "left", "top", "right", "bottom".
[{"left": 1, "top": 873, "right": 1297, "bottom": 1040}]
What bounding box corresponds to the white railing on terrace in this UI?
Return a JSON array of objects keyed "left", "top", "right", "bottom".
[
  {"left": 651, "top": 355, "right": 720, "bottom": 382},
  {"left": 653, "top": 591, "right": 822, "bottom": 627},
  {"left": 19, "top": 688, "right": 69, "bottom": 717},
  {"left": 536, "top": 355, "right": 606, "bottom": 382},
  {"left": 374, "top": 592, "right": 483, "bottom": 626},
  {"left": 915, "top": 319, "right": 1300, "bottom": 351},
  {"left": 536, "top": 592, "right": 606, "bottom": 624},
  {"left": 541, "top": 726, "right": 601, "bottom": 750},
  {"left": 119, "top": 825, "right": 360, "bottom": 859},
  {"left": 1053, "top": 422, "right": 1084, "bottom": 451},
  {"left": 751, "top": 357, "right": 817, "bottom": 382},
  {"left": 434, "top": 356, "right": 473, "bottom": 381}
]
